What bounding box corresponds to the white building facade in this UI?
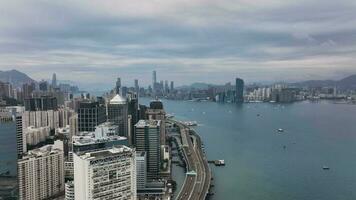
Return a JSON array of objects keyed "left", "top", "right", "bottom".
[{"left": 74, "top": 146, "right": 137, "bottom": 200}]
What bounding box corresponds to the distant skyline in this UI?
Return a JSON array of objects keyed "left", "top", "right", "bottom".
[{"left": 1, "top": 0, "right": 356, "bottom": 90}]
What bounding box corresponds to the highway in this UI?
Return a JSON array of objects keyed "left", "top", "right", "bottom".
[{"left": 172, "top": 120, "right": 211, "bottom": 200}]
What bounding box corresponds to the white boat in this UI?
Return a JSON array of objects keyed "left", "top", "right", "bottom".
[{"left": 277, "top": 128, "right": 284, "bottom": 132}]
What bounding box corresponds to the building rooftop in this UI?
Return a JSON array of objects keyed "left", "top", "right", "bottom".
[
  {"left": 135, "top": 120, "right": 161, "bottom": 128},
  {"left": 79, "top": 145, "right": 133, "bottom": 160},
  {"left": 20, "top": 143, "right": 63, "bottom": 160},
  {"left": 110, "top": 94, "right": 127, "bottom": 104},
  {"left": 72, "top": 134, "right": 127, "bottom": 146}
]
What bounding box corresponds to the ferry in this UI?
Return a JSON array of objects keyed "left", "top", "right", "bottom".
[
  {"left": 184, "top": 121, "right": 198, "bottom": 126},
  {"left": 166, "top": 113, "right": 175, "bottom": 119},
  {"left": 214, "top": 160, "right": 225, "bottom": 166}
]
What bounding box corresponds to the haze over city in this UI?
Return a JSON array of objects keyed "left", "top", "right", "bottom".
[{"left": 1, "top": 0, "right": 356, "bottom": 89}]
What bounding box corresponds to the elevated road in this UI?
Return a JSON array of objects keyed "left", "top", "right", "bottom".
[{"left": 171, "top": 120, "right": 211, "bottom": 200}]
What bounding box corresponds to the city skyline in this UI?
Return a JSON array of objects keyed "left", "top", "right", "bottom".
[{"left": 0, "top": 1, "right": 356, "bottom": 89}]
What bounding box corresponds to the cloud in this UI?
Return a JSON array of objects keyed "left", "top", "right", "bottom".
[{"left": 0, "top": 0, "right": 356, "bottom": 89}]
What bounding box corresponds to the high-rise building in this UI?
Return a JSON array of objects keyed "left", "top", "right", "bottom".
[
  {"left": 72, "top": 130, "right": 128, "bottom": 154},
  {"left": 65, "top": 181, "right": 75, "bottom": 200},
  {"left": 152, "top": 71, "right": 157, "bottom": 89},
  {"left": 22, "top": 82, "right": 35, "bottom": 99},
  {"left": 73, "top": 146, "right": 136, "bottom": 200},
  {"left": 77, "top": 101, "right": 106, "bottom": 132},
  {"left": 16, "top": 114, "right": 26, "bottom": 159},
  {"left": 235, "top": 78, "right": 244, "bottom": 103},
  {"left": 52, "top": 73, "right": 57, "bottom": 88},
  {"left": 127, "top": 93, "right": 139, "bottom": 145},
  {"left": 116, "top": 77, "right": 121, "bottom": 94},
  {"left": 24, "top": 96, "right": 58, "bottom": 111},
  {"left": 39, "top": 80, "right": 49, "bottom": 92},
  {"left": 136, "top": 152, "right": 147, "bottom": 190},
  {"left": 164, "top": 80, "right": 169, "bottom": 94},
  {"left": 17, "top": 143, "right": 65, "bottom": 200},
  {"left": 170, "top": 81, "right": 174, "bottom": 93},
  {"left": 108, "top": 94, "right": 129, "bottom": 137},
  {"left": 134, "top": 79, "right": 139, "bottom": 96},
  {"left": 135, "top": 120, "right": 161, "bottom": 180},
  {"left": 121, "top": 86, "right": 128, "bottom": 97},
  {"left": 146, "top": 100, "right": 166, "bottom": 145}
]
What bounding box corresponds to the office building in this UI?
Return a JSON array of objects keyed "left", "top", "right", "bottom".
[
  {"left": 152, "top": 71, "right": 157, "bottom": 90},
  {"left": 108, "top": 94, "right": 129, "bottom": 137},
  {"left": 77, "top": 101, "right": 106, "bottom": 132},
  {"left": 235, "top": 78, "right": 244, "bottom": 103},
  {"left": 52, "top": 73, "right": 57, "bottom": 88},
  {"left": 170, "top": 81, "right": 174, "bottom": 92},
  {"left": 146, "top": 100, "right": 166, "bottom": 145},
  {"left": 73, "top": 146, "right": 136, "bottom": 200},
  {"left": 73, "top": 122, "right": 123, "bottom": 154},
  {"left": 17, "top": 143, "right": 64, "bottom": 200},
  {"left": 116, "top": 77, "right": 121, "bottom": 94},
  {"left": 39, "top": 80, "right": 49, "bottom": 92},
  {"left": 134, "top": 79, "right": 139, "bottom": 95},
  {"left": 136, "top": 152, "right": 147, "bottom": 190},
  {"left": 128, "top": 93, "right": 139, "bottom": 145},
  {"left": 24, "top": 96, "right": 58, "bottom": 111},
  {"left": 22, "top": 82, "right": 35, "bottom": 99},
  {"left": 135, "top": 120, "right": 161, "bottom": 180}
]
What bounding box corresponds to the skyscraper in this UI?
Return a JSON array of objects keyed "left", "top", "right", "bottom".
[
  {"left": 116, "top": 77, "right": 121, "bottom": 95},
  {"left": 170, "top": 81, "right": 174, "bottom": 93},
  {"left": 134, "top": 79, "right": 139, "bottom": 96},
  {"left": 164, "top": 80, "right": 169, "bottom": 94},
  {"left": 135, "top": 120, "right": 161, "bottom": 180},
  {"left": 107, "top": 94, "right": 129, "bottom": 137},
  {"left": 146, "top": 100, "right": 166, "bottom": 146},
  {"left": 73, "top": 146, "right": 137, "bottom": 200},
  {"left": 77, "top": 101, "right": 106, "bottom": 132},
  {"left": 152, "top": 71, "right": 157, "bottom": 87},
  {"left": 52, "top": 73, "right": 57, "bottom": 88},
  {"left": 235, "top": 78, "right": 244, "bottom": 103},
  {"left": 24, "top": 96, "right": 58, "bottom": 111},
  {"left": 136, "top": 152, "right": 147, "bottom": 190},
  {"left": 39, "top": 80, "right": 48, "bottom": 91},
  {"left": 18, "top": 143, "right": 65, "bottom": 200}
]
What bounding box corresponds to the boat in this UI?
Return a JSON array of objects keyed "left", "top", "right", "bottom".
[
  {"left": 322, "top": 166, "right": 330, "bottom": 170},
  {"left": 277, "top": 128, "right": 284, "bottom": 132},
  {"left": 184, "top": 121, "right": 198, "bottom": 126}
]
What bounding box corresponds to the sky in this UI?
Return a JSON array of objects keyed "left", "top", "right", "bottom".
[{"left": 0, "top": 0, "right": 356, "bottom": 90}]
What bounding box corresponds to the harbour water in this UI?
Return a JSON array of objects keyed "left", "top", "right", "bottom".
[
  {"left": 140, "top": 98, "right": 356, "bottom": 200},
  {"left": 0, "top": 122, "right": 17, "bottom": 176},
  {"left": 1, "top": 99, "right": 356, "bottom": 199}
]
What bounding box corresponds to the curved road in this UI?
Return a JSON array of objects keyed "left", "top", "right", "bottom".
[{"left": 171, "top": 120, "right": 211, "bottom": 200}]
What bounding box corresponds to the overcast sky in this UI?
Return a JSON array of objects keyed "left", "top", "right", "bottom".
[{"left": 0, "top": 0, "right": 356, "bottom": 89}]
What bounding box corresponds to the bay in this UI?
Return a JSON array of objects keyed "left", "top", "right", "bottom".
[{"left": 140, "top": 98, "right": 356, "bottom": 200}]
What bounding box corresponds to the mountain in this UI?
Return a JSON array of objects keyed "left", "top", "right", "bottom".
[
  {"left": 338, "top": 74, "right": 356, "bottom": 89},
  {"left": 0, "top": 69, "right": 35, "bottom": 87},
  {"left": 292, "top": 74, "right": 356, "bottom": 89}
]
